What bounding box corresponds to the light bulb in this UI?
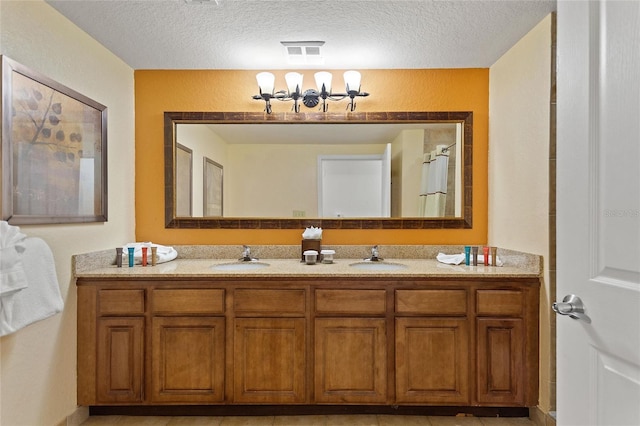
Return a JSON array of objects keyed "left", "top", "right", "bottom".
[
  {"left": 285, "top": 72, "right": 303, "bottom": 95},
  {"left": 256, "top": 72, "right": 275, "bottom": 95},
  {"left": 314, "top": 71, "right": 332, "bottom": 93},
  {"left": 344, "top": 70, "right": 361, "bottom": 93}
]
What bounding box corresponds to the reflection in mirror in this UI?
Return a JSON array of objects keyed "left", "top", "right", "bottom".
[
  {"left": 175, "top": 143, "right": 192, "bottom": 216},
  {"left": 165, "top": 112, "right": 472, "bottom": 229},
  {"left": 176, "top": 122, "right": 462, "bottom": 219},
  {"left": 203, "top": 157, "right": 223, "bottom": 217}
]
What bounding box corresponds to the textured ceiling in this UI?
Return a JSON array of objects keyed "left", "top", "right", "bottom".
[{"left": 45, "top": 0, "right": 556, "bottom": 70}]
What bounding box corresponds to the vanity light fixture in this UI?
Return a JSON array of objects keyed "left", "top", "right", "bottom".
[{"left": 252, "top": 70, "right": 370, "bottom": 114}]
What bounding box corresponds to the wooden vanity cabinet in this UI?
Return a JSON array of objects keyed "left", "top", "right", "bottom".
[
  {"left": 78, "top": 287, "right": 146, "bottom": 404},
  {"left": 475, "top": 287, "right": 539, "bottom": 406},
  {"left": 314, "top": 288, "right": 389, "bottom": 403},
  {"left": 394, "top": 282, "right": 539, "bottom": 407},
  {"left": 77, "top": 283, "right": 227, "bottom": 405},
  {"left": 150, "top": 289, "right": 226, "bottom": 403},
  {"left": 395, "top": 288, "right": 470, "bottom": 404},
  {"left": 77, "top": 276, "right": 538, "bottom": 409},
  {"left": 232, "top": 288, "right": 307, "bottom": 403},
  {"left": 96, "top": 316, "right": 145, "bottom": 403}
]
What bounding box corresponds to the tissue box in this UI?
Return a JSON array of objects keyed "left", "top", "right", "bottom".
[{"left": 301, "top": 239, "right": 321, "bottom": 262}]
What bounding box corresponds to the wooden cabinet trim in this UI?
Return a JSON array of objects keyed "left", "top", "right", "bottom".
[
  {"left": 234, "top": 289, "right": 306, "bottom": 316},
  {"left": 315, "top": 289, "right": 387, "bottom": 315},
  {"left": 98, "top": 289, "right": 145, "bottom": 315},
  {"left": 152, "top": 289, "right": 225, "bottom": 315},
  {"left": 395, "top": 289, "right": 467, "bottom": 316},
  {"left": 476, "top": 290, "right": 524, "bottom": 317},
  {"left": 77, "top": 285, "right": 97, "bottom": 405}
]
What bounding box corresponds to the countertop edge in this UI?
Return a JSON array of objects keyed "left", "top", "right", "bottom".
[{"left": 73, "top": 245, "right": 542, "bottom": 280}]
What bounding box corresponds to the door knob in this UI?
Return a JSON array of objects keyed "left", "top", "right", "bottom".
[{"left": 552, "top": 294, "right": 591, "bottom": 323}]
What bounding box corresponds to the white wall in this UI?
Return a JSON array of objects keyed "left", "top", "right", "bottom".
[
  {"left": 226, "top": 143, "right": 384, "bottom": 217},
  {"left": 488, "top": 14, "right": 552, "bottom": 414},
  {"left": 393, "top": 129, "right": 424, "bottom": 216},
  {"left": 0, "top": 1, "right": 135, "bottom": 425}
]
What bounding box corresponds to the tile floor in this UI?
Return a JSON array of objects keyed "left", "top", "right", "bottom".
[{"left": 80, "top": 415, "right": 536, "bottom": 426}]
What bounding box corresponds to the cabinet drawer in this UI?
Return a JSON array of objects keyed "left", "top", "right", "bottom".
[
  {"left": 151, "top": 289, "right": 225, "bottom": 315},
  {"left": 234, "top": 289, "right": 305, "bottom": 316},
  {"left": 395, "top": 289, "right": 467, "bottom": 316},
  {"left": 98, "top": 289, "right": 145, "bottom": 315},
  {"left": 315, "top": 289, "right": 386, "bottom": 315},
  {"left": 476, "top": 290, "right": 523, "bottom": 317}
]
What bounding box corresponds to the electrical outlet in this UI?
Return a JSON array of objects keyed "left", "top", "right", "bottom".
[{"left": 293, "top": 210, "right": 306, "bottom": 217}]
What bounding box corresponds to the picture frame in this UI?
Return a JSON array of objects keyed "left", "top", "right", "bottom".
[
  {"left": 1, "top": 55, "right": 108, "bottom": 224},
  {"left": 175, "top": 143, "right": 192, "bottom": 217},
  {"left": 203, "top": 157, "right": 223, "bottom": 217}
]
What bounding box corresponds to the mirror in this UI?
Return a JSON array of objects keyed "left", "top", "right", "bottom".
[{"left": 165, "top": 111, "right": 472, "bottom": 229}]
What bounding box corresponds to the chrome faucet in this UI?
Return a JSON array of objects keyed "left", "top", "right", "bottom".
[
  {"left": 240, "top": 245, "right": 257, "bottom": 262},
  {"left": 366, "top": 245, "right": 383, "bottom": 262}
]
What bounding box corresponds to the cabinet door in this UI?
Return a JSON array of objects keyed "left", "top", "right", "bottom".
[
  {"left": 96, "top": 317, "right": 144, "bottom": 403},
  {"left": 314, "top": 318, "right": 387, "bottom": 403},
  {"left": 151, "top": 317, "right": 225, "bottom": 403},
  {"left": 476, "top": 318, "right": 524, "bottom": 405},
  {"left": 395, "top": 318, "right": 469, "bottom": 404},
  {"left": 234, "top": 318, "right": 306, "bottom": 403}
]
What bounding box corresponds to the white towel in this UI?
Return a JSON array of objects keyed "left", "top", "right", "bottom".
[
  {"left": 436, "top": 252, "right": 503, "bottom": 267},
  {"left": 0, "top": 221, "right": 29, "bottom": 296},
  {"left": 121, "top": 242, "right": 178, "bottom": 265},
  {"left": 436, "top": 253, "right": 466, "bottom": 265},
  {"left": 1, "top": 237, "right": 64, "bottom": 336}
]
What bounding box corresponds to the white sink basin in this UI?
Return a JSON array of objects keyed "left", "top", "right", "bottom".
[
  {"left": 349, "top": 262, "right": 408, "bottom": 271},
  {"left": 211, "top": 262, "right": 270, "bottom": 271}
]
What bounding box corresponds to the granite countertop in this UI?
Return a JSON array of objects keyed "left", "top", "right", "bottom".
[
  {"left": 73, "top": 245, "right": 541, "bottom": 279},
  {"left": 74, "top": 258, "right": 539, "bottom": 279}
]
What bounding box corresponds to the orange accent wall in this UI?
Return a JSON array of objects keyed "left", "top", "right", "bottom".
[{"left": 135, "top": 69, "right": 488, "bottom": 245}]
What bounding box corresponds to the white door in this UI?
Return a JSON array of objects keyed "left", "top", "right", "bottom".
[
  {"left": 556, "top": 1, "right": 640, "bottom": 425},
  {"left": 317, "top": 146, "right": 391, "bottom": 218}
]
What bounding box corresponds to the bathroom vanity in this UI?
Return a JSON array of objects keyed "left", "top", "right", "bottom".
[{"left": 75, "top": 249, "right": 540, "bottom": 415}]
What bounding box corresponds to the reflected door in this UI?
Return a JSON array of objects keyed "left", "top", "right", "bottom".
[{"left": 318, "top": 144, "right": 391, "bottom": 218}]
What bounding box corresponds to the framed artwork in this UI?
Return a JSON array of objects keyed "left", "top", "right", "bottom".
[
  {"left": 1, "top": 56, "right": 107, "bottom": 224},
  {"left": 203, "top": 157, "right": 223, "bottom": 217},
  {"left": 175, "top": 143, "right": 192, "bottom": 217}
]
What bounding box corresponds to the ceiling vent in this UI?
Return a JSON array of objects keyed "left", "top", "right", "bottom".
[{"left": 281, "top": 41, "right": 325, "bottom": 65}]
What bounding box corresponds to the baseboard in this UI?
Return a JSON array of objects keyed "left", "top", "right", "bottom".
[
  {"left": 530, "top": 406, "right": 557, "bottom": 426},
  {"left": 90, "top": 405, "right": 530, "bottom": 417},
  {"left": 62, "top": 406, "right": 89, "bottom": 426}
]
